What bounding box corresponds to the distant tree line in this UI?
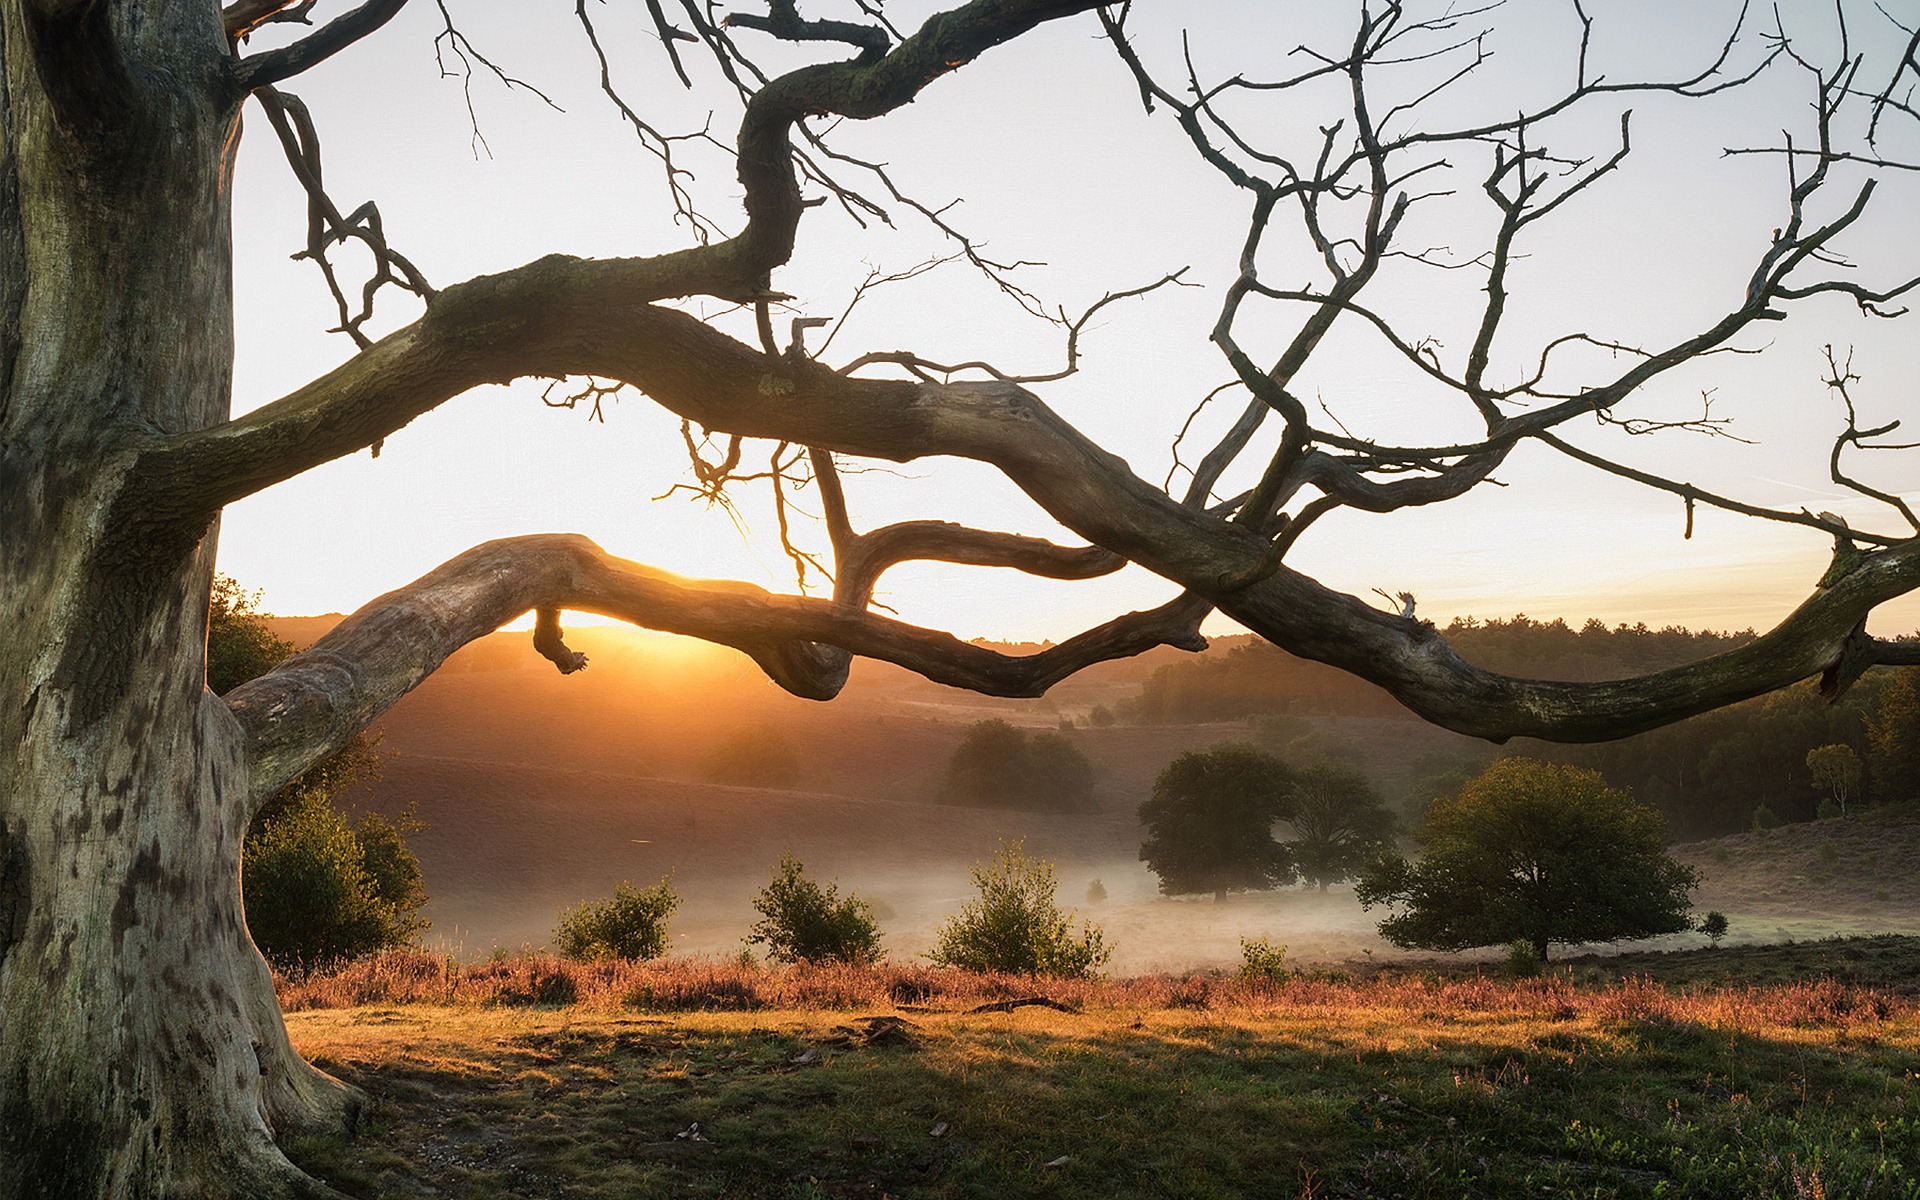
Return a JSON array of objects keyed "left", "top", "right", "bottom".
[
  {"left": 1125, "top": 614, "right": 1920, "bottom": 838},
  {"left": 1119, "top": 617, "right": 1758, "bottom": 725},
  {"left": 1510, "top": 671, "right": 1920, "bottom": 838}
]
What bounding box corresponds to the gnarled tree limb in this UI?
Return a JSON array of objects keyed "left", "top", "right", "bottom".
[{"left": 223, "top": 533, "right": 1210, "bottom": 806}]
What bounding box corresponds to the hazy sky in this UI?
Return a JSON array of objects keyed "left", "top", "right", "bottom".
[{"left": 219, "top": 0, "right": 1920, "bottom": 644}]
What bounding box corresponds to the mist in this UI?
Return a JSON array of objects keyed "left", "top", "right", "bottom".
[{"left": 305, "top": 620, "right": 1920, "bottom": 973}]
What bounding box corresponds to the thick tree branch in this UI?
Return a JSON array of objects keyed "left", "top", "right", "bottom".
[
  {"left": 223, "top": 0, "right": 314, "bottom": 40},
  {"left": 1218, "top": 534, "right": 1920, "bottom": 743},
  {"left": 1284, "top": 445, "right": 1510, "bottom": 515},
  {"left": 224, "top": 534, "right": 1209, "bottom": 804},
  {"left": 234, "top": 0, "right": 411, "bottom": 91},
  {"left": 150, "top": 260, "right": 1920, "bottom": 750},
  {"left": 174, "top": 0, "right": 1920, "bottom": 761},
  {"left": 137, "top": 289, "right": 1266, "bottom": 590}
]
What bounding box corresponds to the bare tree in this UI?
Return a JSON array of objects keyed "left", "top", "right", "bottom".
[{"left": 1, "top": 0, "right": 1916, "bottom": 1194}]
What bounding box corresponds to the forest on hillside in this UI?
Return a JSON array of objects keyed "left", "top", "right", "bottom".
[{"left": 1125, "top": 616, "right": 1920, "bottom": 838}]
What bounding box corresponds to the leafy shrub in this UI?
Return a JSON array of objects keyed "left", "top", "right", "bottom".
[
  {"left": 206, "top": 575, "right": 297, "bottom": 696},
  {"left": 1238, "top": 936, "right": 1288, "bottom": 981},
  {"left": 929, "top": 842, "right": 1109, "bottom": 978},
  {"left": 242, "top": 795, "right": 428, "bottom": 972},
  {"left": 554, "top": 877, "right": 679, "bottom": 961},
  {"left": 942, "top": 720, "right": 1095, "bottom": 810},
  {"left": 1505, "top": 938, "right": 1544, "bottom": 978},
  {"left": 745, "top": 855, "right": 883, "bottom": 964}
]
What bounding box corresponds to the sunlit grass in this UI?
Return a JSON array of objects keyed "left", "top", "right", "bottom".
[{"left": 278, "top": 940, "right": 1920, "bottom": 1198}]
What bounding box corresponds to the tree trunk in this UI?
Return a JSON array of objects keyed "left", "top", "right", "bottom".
[{"left": 0, "top": 6, "right": 357, "bottom": 1195}]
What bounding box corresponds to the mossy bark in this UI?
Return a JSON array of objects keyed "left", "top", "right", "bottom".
[{"left": 0, "top": 4, "right": 356, "bottom": 1195}]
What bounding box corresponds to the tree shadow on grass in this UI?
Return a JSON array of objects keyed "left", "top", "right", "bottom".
[{"left": 286, "top": 1006, "right": 1920, "bottom": 1199}]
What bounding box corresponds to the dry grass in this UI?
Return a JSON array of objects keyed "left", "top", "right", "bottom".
[
  {"left": 277, "top": 948, "right": 1920, "bottom": 1199},
  {"left": 279, "top": 946, "right": 1917, "bottom": 1034}
]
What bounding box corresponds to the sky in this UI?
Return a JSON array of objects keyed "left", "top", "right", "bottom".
[{"left": 218, "top": 0, "right": 1920, "bottom": 646}]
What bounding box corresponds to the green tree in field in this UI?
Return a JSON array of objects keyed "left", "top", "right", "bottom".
[
  {"left": 554, "top": 877, "right": 680, "bottom": 961},
  {"left": 1699, "top": 911, "right": 1730, "bottom": 946},
  {"left": 745, "top": 855, "right": 883, "bottom": 964},
  {"left": 1138, "top": 744, "right": 1295, "bottom": 900},
  {"left": 1806, "top": 743, "right": 1862, "bottom": 817},
  {"left": 1284, "top": 762, "right": 1399, "bottom": 891},
  {"left": 943, "top": 719, "right": 1095, "bottom": 809},
  {"left": 930, "top": 842, "right": 1109, "bottom": 977},
  {"left": 1356, "top": 758, "right": 1697, "bottom": 963},
  {"left": 211, "top": 577, "right": 428, "bottom": 971}
]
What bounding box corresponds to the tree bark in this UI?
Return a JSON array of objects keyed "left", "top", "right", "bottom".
[{"left": 0, "top": 5, "right": 358, "bottom": 1195}]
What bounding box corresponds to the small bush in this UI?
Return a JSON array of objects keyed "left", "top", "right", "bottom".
[
  {"left": 1089, "top": 705, "right": 1116, "bottom": 728},
  {"left": 242, "top": 794, "right": 428, "bottom": 973},
  {"left": 1505, "top": 938, "right": 1544, "bottom": 978},
  {"left": 1238, "top": 936, "right": 1289, "bottom": 981},
  {"left": 1699, "top": 911, "right": 1729, "bottom": 945},
  {"left": 554, "top": 877, "right": 679, "bottom": 961},
  {"left": 745, "top": 855, "right": 883, "bottom": 965},
  {"left": 929, "top": 842, "right": 1110, "bottom": 978},
  {"left": 1085, "top": 878, "right": 1107, "bottom": 905}
]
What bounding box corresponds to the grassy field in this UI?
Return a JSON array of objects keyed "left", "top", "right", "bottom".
[{"left": 281, "top": 941, "right": 1920, "bottom": 1199}]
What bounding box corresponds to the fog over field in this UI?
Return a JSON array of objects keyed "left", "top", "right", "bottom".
[{"left": 276, "top": 620, "right": 1920, "bottom": 972}]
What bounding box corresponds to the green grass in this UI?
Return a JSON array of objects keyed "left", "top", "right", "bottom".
[{"left": 281, "top": 939, "right": 1920, "bottom": 1199}]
